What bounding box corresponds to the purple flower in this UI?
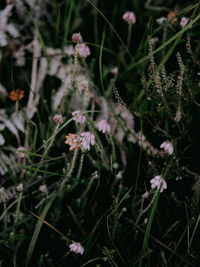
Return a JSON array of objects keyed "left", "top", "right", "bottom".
[
  {"left": 72, "top": 110, "right": 86, "bottom": 124},
  {"left": 160, "top": 141, "right": 173, "bottom": 155},
  {"left": 122, "top": 11, "right": 136, "bottom": 25},
  {"left": 96, "top": 120, "right": 110, "bottom": 134},
  {"left": 69, "top": 242, "right": 84, "bottom": 255},
  {"left": 180, "top": 17, "right": 191, "bottom": 28},
  {"left": 77, "top": 43, "right": 90, "bottom": 58},
  {"left": 72, "top": 33, "right": 83, "bottom": 44},
  {"left": 53, "top": 114, "right": 63, "bottom": 125},
  {"left": 150, "top": 175, "right": 167, "bottom": 192}
]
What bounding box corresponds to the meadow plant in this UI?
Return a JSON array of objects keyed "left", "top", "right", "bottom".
[{"left": 0, "top": 1, "right": 200, "bottom": 266}]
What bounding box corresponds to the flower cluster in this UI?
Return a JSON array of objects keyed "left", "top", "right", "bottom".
[
  {"left": 180, "top": 17, "right": 191, "bottom": 28},
  {"left": 9, "top": 89, "right": 24, "bottom": 101},
  {"left": 77, "top": 43, "right": 90, "bottom": 58},
  {"left": 167, "top": 11, "right": 177, "bottom": 24},
  {"left": 53, "top": 114, "right": 63, "bottom": 125},
  {"left": 150, "top": 175, "right": 167, "bottom": 192},
  {"left": 71, "top": 32, "right": 90, "bottom": 58},
  {"left": 80, "top": 131, "right": 95, "bottom": 151},
  {"left": 65, "top": 132, "right": 95, "bottom": 151},
  {"left": 65, "top": 134, "right": 82, "bottom": 151},
  {"left": 156, "top": 17, "right": 166, "bottom": 25},
  {"left": 122, "top": 11, "right": 136, "bottom": 24},
  {"left": 69, "top": 242, "right": 84, "bottom": 255},
  {"left": 72, "top": 110, "right": 86, "bottom": 124},
  {"left": 160, "top": 141, "right": 173, "bottom": 155},
  {"left": 96, "top": 120, "right": 110, "bottom": 134},
  {"left": 72, "top": 33, "right": 83, "bottom": 44}
]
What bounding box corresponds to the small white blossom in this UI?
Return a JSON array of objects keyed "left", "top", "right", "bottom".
[
  {"left": 156, "top": 17, "right": 166, "bottom": 25},
  {"left": 150, "top": 175, "right": 167, "bottom": 192},
  {"left": 16, "top": 183, "right": 23, "bottom": 192},
  {"left": 69, "top": 242, "right": 84, "bottom": 255},
  {"left": 39, "top": 185, "right": 47, "bottom": 193},
  {"left": 160, "top": 141, "right": 174, "bottom": 155}
]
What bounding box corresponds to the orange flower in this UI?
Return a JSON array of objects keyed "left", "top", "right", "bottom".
[
  {"left": 65, "top": 134, "right": 82, "bottom": 151},
  {"left": 9, "top": 89, "right": 24, "bottom": 101},
  {"left": 167, "top": 11, "right": 177, "bottom": 25}
]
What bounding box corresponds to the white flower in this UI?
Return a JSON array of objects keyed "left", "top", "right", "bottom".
[
  {"left": 160, "top": 141, "right": 173, "bottom": 155},
  {"left": 69, "top": 242, "right": 84, "bottom": 255},
  {"left": 150, "top": 175, "right": 167, "bottom": 192},
  {"left": 156, "top": 17, "right": 166, "bottom": 25},
  {"left": 16, "top": 183, "right": 23, "bottom": 192},
  {"left": 96, "top": 120, "right": 110, "bottom": 134},
  {"left": 39, "top": 185, "right": 47, "bottom": 193}
]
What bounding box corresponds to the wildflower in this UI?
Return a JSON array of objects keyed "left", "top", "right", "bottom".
[
  {"left": 160, "top": 141, "right": 174, "bottom": 155},
  {"left": 122, "top": 11, "right": 136, "bottom": 24},
  {"left": 39, "top": 185, "right": 47, "bottom": 193},
  {"left": 77, "top": 43, "right": 90, "bottom": 58},
  {"left": 180, "top": 17, "right": 191, "bottom": 28},
  {"left": 16, "top": 183, "right": 23, "bottom": 192},
  {"left": 16, "top": 146, "right": 26, "bottom": 158},
  {"left": 96, "top": 120, "right": 110, "bottom": 134},
  {"left": 72, "top": 33, "right": 83, "bottom": 44},
  {"left": 110, "top": 67, "right": 118, "bottom": 75},
  {"left": 80, "top": 131, "right": 95, "bottom": 151},
  {"left": 9, "top": 89, "right": 24, "bottom": 101},
  {"left": 65, "top": 134, "right": 82, "bottom": 151},
  {"left": 69, "top": 242, "right": 84, "bottom": 255},
  {"left": 53, "top": 114, "right": 63, "bottom": 125},
  {"left": 72, "top": 110, "right": 86, "bottom": 124},
  {"left": 167, "top": 11, "right": 177, "bottom": 24},
  {"left": 150, "top": 175, "right": 167, "bottom": 192},
  {"left": 156, "top": 17, "right": 166, "bottom": 25}
]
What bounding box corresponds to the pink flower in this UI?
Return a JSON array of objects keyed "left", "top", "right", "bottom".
[
  {"left": 96, "top": 120, "right": 110, "bottom": 134},
  {"left": 53, "top": 114, "right": 63, "bottom": 125},
  {"left": 77, "top": 43, "right": 90, "bottom": 58},
  {"left": 69, "top": 242, "right": 84, "bottom": 255},
  {"left": 80, "top": 131, "right": 95, "bottom": 151},
  {"left": 72, "top": 33, "right": 83, "bottom": 44},
  {"left": 160, "top": 141, "right": 173, "bottom": 155},
  {"left": 122, "top": 11, "right": 136, "bottom": 25},
  {"left": 72, "top": 110, "right": 86, "bottom": 124},
  {"left": 180, "top": 17, "right": 190, "bottom": 28},
  {"left": 150, "top": 175, "right": 167, "bottom": 192}
]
